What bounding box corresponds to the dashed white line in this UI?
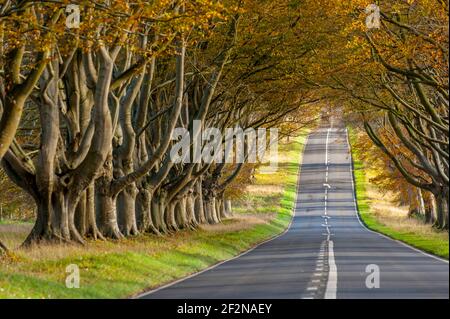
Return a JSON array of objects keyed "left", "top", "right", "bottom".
[{"left": 313, "top": 273, "right": 322, "bottom": 277}]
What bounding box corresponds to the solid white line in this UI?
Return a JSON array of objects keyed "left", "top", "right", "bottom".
[
  {"left": 344, "top": 128, "right": 449, "bottom": 264},
  {"left": 325, "top": 240, "right": 337, "bottom": 299},
  {"left": 324, "top": 126, "right": 338, "bottom": 299}
]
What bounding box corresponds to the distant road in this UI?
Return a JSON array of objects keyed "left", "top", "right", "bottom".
[{"left": 139, "top": 125, "right": 449, "bottom": 299}]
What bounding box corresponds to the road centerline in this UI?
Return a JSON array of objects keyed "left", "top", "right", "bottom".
[{"left": 324, "top": 127, "right": 337, "bottom": 299}]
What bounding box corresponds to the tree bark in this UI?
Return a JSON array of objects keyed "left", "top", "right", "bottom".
[
  {"left": 117, "top": 184, "right": 139, "bottom": 236},
  {"left": 96, "top": 160, "right": 123, "bottom": 239},
  {"left": 152, "top": 190, "right": 168, "bottom": 233},
  {"left": 185, "top": 193, "right": 198, "bottom": 228},
  {"left": 435, "top": 187, "right": 449, "bottom": 230},
  {"left": 194, "top": 180, "right": 206, "bottom": 224},
  {"left": 84, "top": 183, "right": 104, "bottom": 240},
  {"left": 165, "top": 201, "right": 179, "bottom": 232},
  {"left": 136, "top": 186, "right": 160, "bottom": 234}
]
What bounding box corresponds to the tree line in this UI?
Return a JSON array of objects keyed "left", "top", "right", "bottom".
[
  {"left": 0, "top": 0, "right": 321, "bottom": 249},
  {"left": 306, "top": 0, "right": 449, "bottom": 229}
]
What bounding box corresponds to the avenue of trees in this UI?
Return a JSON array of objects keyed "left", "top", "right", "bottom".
[
  {"left": 0, "top": 0, "right": 321, "bottom": 249},
  {"left": 0, "top": 0, "right": 448, "bottom": 251},
  {"left": 328, "top": 0, "right": 449, "bottom": 229}
]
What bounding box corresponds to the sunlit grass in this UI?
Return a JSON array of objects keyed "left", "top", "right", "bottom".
[{"left": 349, "top": 129, "right": 449, "bottom": 260}]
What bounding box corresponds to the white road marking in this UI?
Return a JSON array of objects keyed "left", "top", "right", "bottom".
[
  {"left": 325, "top": 240, "right": 337, "bottom": 299},
  {"left": 313, "top": 273, "right": 322, "bottom": 277},
  {"left": 324, "top": 127, "right": 338, "bottom": 299},
  {"left": 325, "top": 128, "right": 330, "bottom": 165},
  {"left": 307, "top": 287, "right": 318, "bottom": 291}
]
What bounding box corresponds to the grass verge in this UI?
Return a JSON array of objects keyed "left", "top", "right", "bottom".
[
  {"left": 348, "top": 129, "right": 449, "bottom": 260},
  {"left": 0, "top": 134, "right": 307, "bottom": 298}
]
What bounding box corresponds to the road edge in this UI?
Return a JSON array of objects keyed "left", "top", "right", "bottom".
[{"left": 345, "top": 128, "right": 449, "bottom": 264}]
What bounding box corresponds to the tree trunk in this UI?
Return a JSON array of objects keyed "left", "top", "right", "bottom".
[
  {"left": 23, "top": 193, "right": 70, "bottom": 246},
  {"left": 185, "top": 194, "right": 198, "bottom": 228},
  {"left": 435, "top": 188, "right": 449, "bottom": 230},
  {"left": 136, "top": 187, "right": 160, "bottom": 234},
  {"left": 194, "top": 181, "right": 206, "bottom": 224},
  {"left": 84, "top": 183, "right": 104, "bottom": 240},
  {"left": 96, "top": 192, "right": 123, "bottom": 239},
  {"left": 165, "top": 201, "right": 179, "bottom": 232},
  {"left": 117, "top": 184, "right": 139, "bottom": 236},
  {"left": 0, "top": 239, "right": 8, "bottom": 252},
  {"left": 417, "top": 188, "right": 426, "bottom": 218},
  {"left": 204, "top": 196, "right": 220, "bottom": 224},
  {"left": 217, "top": 197, "right": 226, "bottom": 220},
  {"left": 75, "top": 191, "right": 87, "bottom": 237},
  {"left": 174, "top": 197, "right": 189, "bottom": 229},
  {"left": 96, "top": 175, "right": 123, "bottom": 239},
  {"left": 427, "top": 193, "right": 438, "bottom": 224},
  {"left": 225, "top": 199, "right": 233, "bottom": 217},
  {"left": 152, "top": 191, "right": 168, "bottom": 233}
]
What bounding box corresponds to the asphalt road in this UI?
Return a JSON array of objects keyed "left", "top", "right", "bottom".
[{"left": 139, "top": 125, "right": 449, "bottom": 299}]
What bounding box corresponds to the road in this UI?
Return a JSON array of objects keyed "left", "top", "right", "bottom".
[{"left": 139, "top": 125, "right": 449, "bottom": 299}]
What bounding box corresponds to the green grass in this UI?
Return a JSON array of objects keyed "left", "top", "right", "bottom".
[
  {"left": 0, "top": 220, "right": 33, "bottom": 225},
  {"left": 349, "top": 129, "right": 449, "bottom": 260},
  {"left": 0, "top": 134, "right": 307, "bottom": 299}
]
